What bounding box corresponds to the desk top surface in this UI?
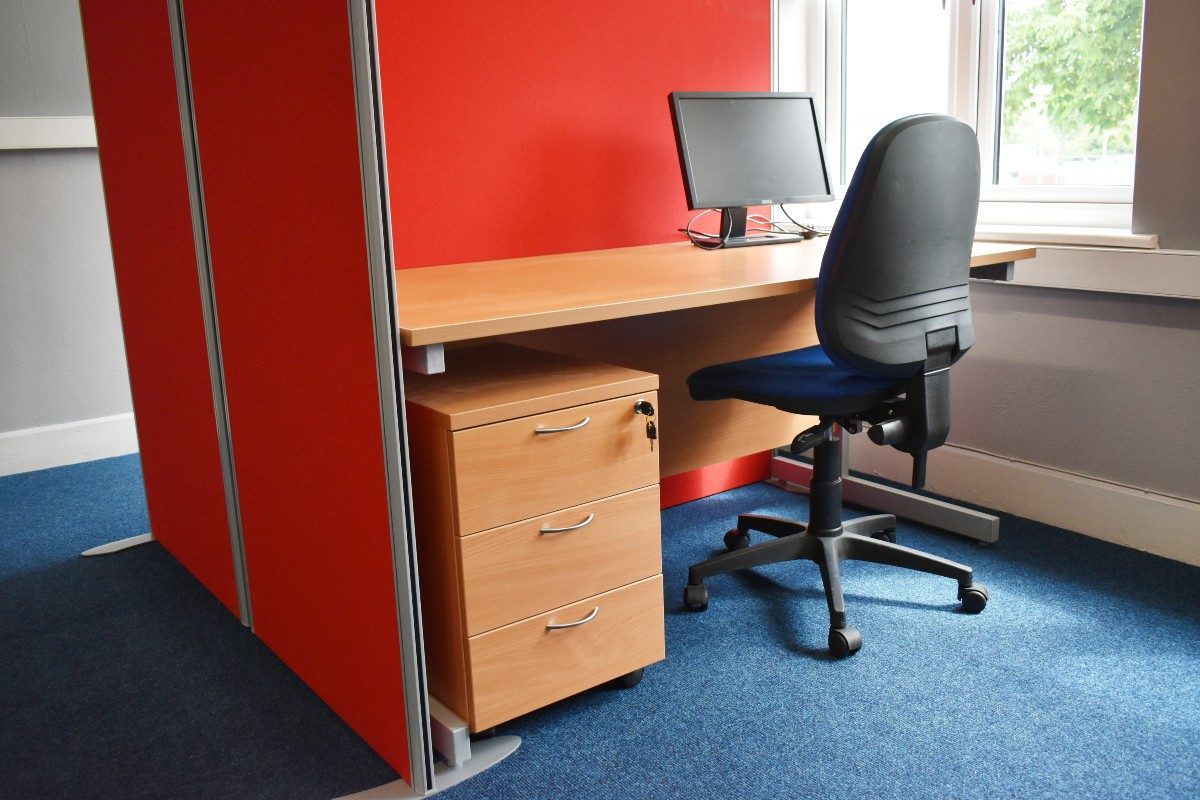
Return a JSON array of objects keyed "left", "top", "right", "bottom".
[{"left": 394, "top": 240, "right": 1036, "bottom": 347}]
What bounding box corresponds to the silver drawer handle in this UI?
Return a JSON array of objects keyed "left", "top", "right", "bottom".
[
  {"left": 540, "top": 513, "right": 595, "bottom": 534},
  {"left": 546, "top": 606, "right": 600, "bottom": 630},
  {"left": 534, "top": 416, "right": 590, "bottom": 434}
]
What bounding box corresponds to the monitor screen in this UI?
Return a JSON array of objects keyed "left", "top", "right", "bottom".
[{"left": 669, "top": 92, "right": 834, "bottom": 211}]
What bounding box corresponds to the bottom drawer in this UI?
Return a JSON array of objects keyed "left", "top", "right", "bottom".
[{"left": 466, "top": 574, "right": 665, "bottom": 731}]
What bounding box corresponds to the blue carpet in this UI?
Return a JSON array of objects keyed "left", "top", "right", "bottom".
[
  {"left": 3, "top": 456, "right": 1198, "bottom": 799},
  {"left": 0, "top": 456, "right": 395, "bottom": 799}
]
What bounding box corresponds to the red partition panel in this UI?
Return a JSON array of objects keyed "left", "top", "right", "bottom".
[
  {"left": 180, "top": 2, "right": 410, "bottom": 778},
  {"left": 78, "top": 0, "right": 238, "bottom": 614},
  {"left": 660, "top": 453, "right": 772, "bottom": 509},
  {"left": 377, "top": 1, "right": 770, "bottom": 268}
]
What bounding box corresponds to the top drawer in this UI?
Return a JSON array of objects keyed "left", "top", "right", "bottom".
[
  {"left": 451, "top": 392, "right": 659, "bottom": 534},
  {"left": 404, "top": 344, "right": 657, "bottom": 430}
]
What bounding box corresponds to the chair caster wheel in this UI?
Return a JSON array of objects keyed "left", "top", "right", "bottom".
[
  {"left": 683, "top": 583, "right": 708, "bottom": 611},
  {"left": 611, "top": 667, "right": 644, "bottom": 689},
  {"left": 723, "top": 529, "right": 750, "bottom": 550},
  {"left": 959, "top": 583, "right": 989, "bottom": 613},
  {"left": 828, "top": 626, "right": 863, "bottom": 658},
  {"left": 870, "top": 527, "right": 897, "bottom": 544}
]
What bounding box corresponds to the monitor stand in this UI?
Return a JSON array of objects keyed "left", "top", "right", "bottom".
[
  {"left": 716, "top": 206, "right": 804, "bottom": 248},
  {"left": 721, "top": 233, "right": 804, "bottom": 248}
]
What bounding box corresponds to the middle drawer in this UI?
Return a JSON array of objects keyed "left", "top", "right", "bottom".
[{"left": 458, "top": 485, "right": 662, "bottom": 635}]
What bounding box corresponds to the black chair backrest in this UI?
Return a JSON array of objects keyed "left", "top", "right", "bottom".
[{"left": 816, "top": 114, "right": 981, "bottom": 379}]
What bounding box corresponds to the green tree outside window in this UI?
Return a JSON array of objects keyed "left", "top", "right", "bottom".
[{"left": 1000, "top": 0, "right": 1143, "bottom": 182}]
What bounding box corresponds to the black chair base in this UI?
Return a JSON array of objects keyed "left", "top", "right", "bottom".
[{"left": 683, "top": 512, "right": 989, "bottom": 658}]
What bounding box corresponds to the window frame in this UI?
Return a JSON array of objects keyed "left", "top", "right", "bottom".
[{"left": 776, "top": 0, "right": 1137, "bottom": 227}]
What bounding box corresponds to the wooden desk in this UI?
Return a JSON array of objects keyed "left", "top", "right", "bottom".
[
  {"left": 395, "top": 239, "right": 1034, "bottom": 352},
  {"left": 394, "top": 240, "right": 1036, "bottom": 482}
]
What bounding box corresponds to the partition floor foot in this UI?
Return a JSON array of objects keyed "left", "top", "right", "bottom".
[
  {"left": 81, "top": 533, "right": 154, "bottom": 557},
  {"left": 334, "top": 736, "right": 521, "bottom": 799}
]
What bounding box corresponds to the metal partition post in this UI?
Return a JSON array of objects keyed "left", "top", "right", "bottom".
[
  {"left": 165, "top": 0, "right": 253, "bottom": 625},
  {"left": 345, "top": 0, "right": 435, "bottom": 792},
  {"left": 344, "top": 7, "right": 522, "bottom": 795}
]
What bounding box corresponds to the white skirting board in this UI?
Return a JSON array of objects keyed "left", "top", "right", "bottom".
[
  {"left": 0, "top": 413, "right": 139, "bottom": 477},
  {"left": 847, "top": 439, "right": 1200, "bottom": 567}
]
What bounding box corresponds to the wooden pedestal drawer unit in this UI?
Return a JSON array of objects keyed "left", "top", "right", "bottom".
[{"left": 404, "top": 344, "right": 665, "bottom": 732}]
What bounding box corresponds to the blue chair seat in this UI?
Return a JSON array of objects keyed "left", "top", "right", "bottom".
[{"left": 687, "top": 344, "right": 907, "bottom": 416}]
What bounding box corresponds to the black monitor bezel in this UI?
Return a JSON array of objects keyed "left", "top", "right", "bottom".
[{"left": 669, "top": 91, "right": 835, "bottom": 211}]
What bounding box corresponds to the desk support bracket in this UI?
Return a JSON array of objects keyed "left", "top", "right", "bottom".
[
  {"left": 769, "top": 433, "right": 999, "bottom": 544},
  {"left": 402, "top": 343, "right": 445, "bottom": 375},
  {"left": 970, "top": 260, "right": 1015, "bottom": 281},
  {"left": 428, "top": 698, "right": 473, "bottom": 768}
]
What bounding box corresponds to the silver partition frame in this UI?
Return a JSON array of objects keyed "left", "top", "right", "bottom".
[
  {"left": 165, "top": 0, "right": 253, "bottom": 626},
  {"left": 346, "top": 0, "right": 436, "bottom": 793}
]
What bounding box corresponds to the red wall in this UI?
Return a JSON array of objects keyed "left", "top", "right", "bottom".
[
  {"left": 379, "top": 2, "right": 775, "bottom": 502},
  {"left": 377, "top": 1, "right": 771, "bottom": 268},
  {"left": 181, "top": 1, "right": 410, "bottom": 779},
  {"left": 78, "top": 0, "right": 239, "bottom": 615}
]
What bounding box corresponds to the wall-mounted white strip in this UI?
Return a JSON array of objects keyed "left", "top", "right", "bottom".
[
  {"left": 0, "top": 413, "right": 137, "bottom": 477},
  {"left": 0, "top": 116, "right": 97, "bottom": 149}
]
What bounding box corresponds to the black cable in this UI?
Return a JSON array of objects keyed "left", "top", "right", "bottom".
[
  {"left": 682, "top": 206, "right": 830, "bottom": 249},
  {"left": 681, "top": 209, "right": 786, "bottom": 249},
  {"left": 683, "top": 209, "right": 726, "bottom": 249},
  {"left": 779, "top": 204, "right": 830, "bottom": 237},
  {"left": 747, "top": 213, "right": 793, "bottom": 233}
]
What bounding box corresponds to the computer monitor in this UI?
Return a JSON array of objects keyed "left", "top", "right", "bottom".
[{"left": 669, "top": 91, "right": 834, "bottom": 247}]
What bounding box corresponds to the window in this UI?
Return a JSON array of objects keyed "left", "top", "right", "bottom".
[
  {"left": 994, "top": 0, "right": 1143, "bottom": 188},
  {"left": 777, "top": 0, "right": 1145, "bottom": 225},
  {"left": 839, "top": 1, "right": 954, "bottom": 185}
]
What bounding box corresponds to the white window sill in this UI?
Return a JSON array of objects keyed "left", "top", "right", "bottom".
[{"left": 975, "top": 226, "right": 1158, "bottom": 250}]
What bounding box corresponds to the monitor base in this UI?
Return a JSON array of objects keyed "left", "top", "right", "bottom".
[{"left": 720, "top": 233, "right": 805, "bottom": 248}]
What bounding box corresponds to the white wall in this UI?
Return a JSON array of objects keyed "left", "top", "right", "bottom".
[{"left": 0, "top": 0, "right": 135, "bottom": 475}]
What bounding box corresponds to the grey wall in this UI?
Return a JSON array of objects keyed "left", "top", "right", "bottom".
[
  {"left": 0, "top": 0, "right": 131, "bottom": 434},
  {"left": 0, "top": 150, "right": 130, "bottom": 432},
  {"left": 950, "top": 275, "right": 1199, "bottom": 503},
  {"left": 1132, "top": 2, "right": 1200, "bottom": 250},
  {"left": 0, "top": 0, "right": 92, "bottom": 115}
]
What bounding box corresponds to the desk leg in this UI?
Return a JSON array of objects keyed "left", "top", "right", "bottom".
[{"left": 769, "top": 433, "right": 1000, "bottom": 544}]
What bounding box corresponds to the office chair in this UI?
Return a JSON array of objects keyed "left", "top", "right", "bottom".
[{"left": 682, "top": 114, "right": 989, "bottom": 658}]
